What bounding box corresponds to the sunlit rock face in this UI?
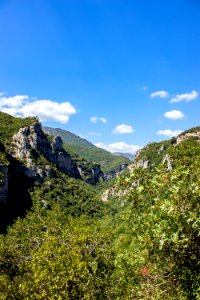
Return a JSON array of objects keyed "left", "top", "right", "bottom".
[
  {"left": 176, "top": 131, "right": 200, "bottom": 144},
  {"left": 9, "top": 122, "right": 80, "bottom": 179}
]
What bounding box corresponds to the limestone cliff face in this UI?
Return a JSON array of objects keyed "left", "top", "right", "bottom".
[
  {"left": 128, "top": 158, "right": 149, "bottom": 172},
  {"left": 77, "top": 165, "right": 104, "bottom": 185},
  {"left": 7, "top": 122, "right": 109, "bottom": 184},
  {"left": 0, "top": 121, "right": 129, "bottom": 206},
  {"left": 162, "top": 154, "right": 173, "bottom": 171},
  {"left": 9, "top": 123, "right": 80, "bottom": 180},
  {"left": 103, "top": 163, "right": 128, "bottom": 181},
  {"left": 176, "top": 131, "right": 200, "bottom": 144}
]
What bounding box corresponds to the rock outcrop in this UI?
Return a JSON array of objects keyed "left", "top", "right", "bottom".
[
  {"left": 6, "top": 122, "right": 118, "bottom": 186},
  {"left": 128, "top": 158, "right": 149, "bottom": 172},
  {"left": 162, "top": 154, "right": 173, "bottom": 171},
  {"left": 103, "top": 163, "right": 128, "bottom": 181},
  {"left": 176, "top": 131, "right": 200, "bottom": 144},
  {"left": 9, "top": 123, "right": 81, "bottom": 180},
  {"left": 77, "top": 165, "right": 104, "bottom": 185},
  {"left": 0, "top": 120, "right": 130, "bottom": 207}
]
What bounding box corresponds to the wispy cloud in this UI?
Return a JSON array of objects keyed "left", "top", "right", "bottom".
[
  {"left": 150, "top": 90, "right": 169, "bottom": 98},
  {"left": 142, "top": 86, "right": 148, "bottom": 90},
  {"left": 0, "top": 93, "right": 77, "bottom": 124},
  {"left": 157, "top": 129, "right": 182, "bottom": 137},
  {"left": 169, "top": 90, "right": 199, "bottom": 103},
  {"left": 95, "top": 142, "right": 140, "bottom": 154},
  {"left": 88, "top": 132, "right": 102, "bottom": 136},
  {"left": 113, "top": 124, "right": 134, "bottom": 134},
  {"left": 90, "top": 116, "right": 107, "bottom": 123},
  {"left": 164, "top": 110, "right": 185, "bottom": 120}
]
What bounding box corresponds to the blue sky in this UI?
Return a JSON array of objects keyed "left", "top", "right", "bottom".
[{"left": 0, "top": 0, "right": 200, "bottom": 154}]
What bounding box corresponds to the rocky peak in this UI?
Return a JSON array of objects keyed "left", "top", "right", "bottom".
[
  {"left": 9, "top": 122, "right": 80, "bottom": 179},
  {"left": 176, "top": 130, "right": 200, "bottom": 144}
]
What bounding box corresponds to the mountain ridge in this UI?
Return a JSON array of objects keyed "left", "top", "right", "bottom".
[{"left": 43, "top": 126, "right": 130, "bottom": 172}]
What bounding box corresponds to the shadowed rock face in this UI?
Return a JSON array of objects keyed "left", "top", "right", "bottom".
[
  {"left": 0, "top": 165, "right": 9, "bottom": 204},
  {"left": 103, "top": 163, "right": 128, "bottom": 181}
]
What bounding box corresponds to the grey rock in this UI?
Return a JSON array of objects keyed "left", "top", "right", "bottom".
[
  {"left": 103, "top": 163, "right": 128, "bottom": 181},
  {"left": 162, "top": 154, "right": 172, "bottom": 171},
  {"left": 9, "top": 122, "right": 80, "bottom": 180}
]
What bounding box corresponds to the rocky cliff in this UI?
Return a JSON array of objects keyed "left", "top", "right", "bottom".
[
  {"left": 103, "top": 163, "right": 128, "bottom": 181},
  {"left": 9, "top": 122, "right": 81, "bottom": 180},
  {"left": 0, "top": 117, "right": 127, "bottom": 206},
  {"left": 176, "top": 127, "right": 200, "bottom": 144},
  {"left": 127, "top": 127, "right": 200, "bottom": 174},
  {"left": 8, "top": 121, "right": 110, "bottom": 185}
]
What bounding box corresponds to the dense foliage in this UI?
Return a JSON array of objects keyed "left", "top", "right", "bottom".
[
  {"left": 135, "top": 139, "right": 172, "bottom": 168},
  {"left": 0, "top": 115, "right": 200, "bottom": 299},
  {"left": 110, "top": 139, "right": 200, "bottom": 299},
  {"left": 0, "top": 112, "right": 37, "bottom": 148}
]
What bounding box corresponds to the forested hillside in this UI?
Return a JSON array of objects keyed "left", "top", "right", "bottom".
[
  {"left": 0, "top": 113, "right": 200, "bottom": 299},
  {"left": 43, "top": 126, "right": 130, "bottom": 172}
]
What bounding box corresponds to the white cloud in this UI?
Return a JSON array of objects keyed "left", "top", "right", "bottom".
[
  {"left": 0, "top": 94, "right": 77, "bottom": 124},
  {"left": 90, "top": 116, "right": 107, "bottom": 123},
  {"left": 0, "top": 95, "right": 28, "bottom": 108},
  {"left": 150, "top": 90, "right": 169, "bottom": 98},
  {"left": 157, "top": 129, "right": 183, "bottom": 137},
  {"left": 169, "top": 90, "right": 199, "bottom": 103},
  {"left": 164, "top": 110, "right": 185, "bottom": 120},
  {"left": 113, "top": 124, "right": 134, "bottom": 134},
  {"left": 95, "top": 142, "right": 141, "bottom": 154}
]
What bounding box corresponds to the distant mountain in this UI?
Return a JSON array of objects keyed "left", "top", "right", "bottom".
[
  {"left": 113, "top": 152, "right": 134, "bottom": 160},
  {"left": 43, "top": 126, "right": 93, "bottom": 148},
  {"left": 43, "top": 126, "right": 130, "bottom": 172}
]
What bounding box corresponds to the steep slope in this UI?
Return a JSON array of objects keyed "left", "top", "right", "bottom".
[
  {"left": 43, "top": 126, "right": 130, "bottom": 172},
  {"left": 0, "top": 112, "right": 106, "bottom": 229},
  {"left": 103, "top": 125, "right": 200, "bottom": 201},
  {"left": 129, "top": 126, "right": 200, "bottom": 172},
  {"left": 1, "top": 122, "right": 200, "bottom": 299},
  {"left": 109, "top": 135, "right": 200, "bottom": 298},
  {"left": 0, "top": 112, "right": 105, "bottom": 184}
]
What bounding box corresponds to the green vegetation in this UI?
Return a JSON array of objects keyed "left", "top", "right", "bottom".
[
  {"left": 135, "top": 139, "right": 172, "bottom": 168},
  {"left": 0, "top": 112, "right": 37, "bottom": 147},
  {"left": 0, "top": 117, "right": 200, "bottom": 299},
  {"left": 181, "top": 126, "right": 200, "bottom": 135},
  {"left": 43, "top": 126, "right": 130, "bottom": 172},
  {"left": 0, "top": 204, "right": 115, "bottom": 299},
  {"left": 31, "top": 172, "right": 106, "bottom": 218},
  {"left": 109, "top": 139, "right": 200, "bottom": 299},
  {"left": 0, "top": 151, "right": 9, "bottom": 166}
]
